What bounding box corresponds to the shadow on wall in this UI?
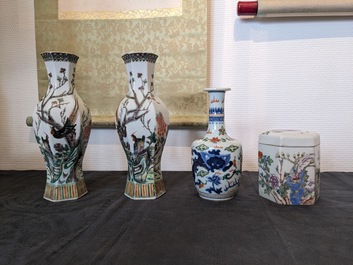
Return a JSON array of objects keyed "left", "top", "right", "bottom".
[
  {"left": 165, "top": 128, "right": 205, "bottom": 147},
  {"left": 0, "top": 85, "right": 9, "bottom": 166},
  {"left": 77, "top": 127, "right": 205, "bottom": 147},
  {"left": 234, "top": 17, "right": 353, "bottom": 42}
]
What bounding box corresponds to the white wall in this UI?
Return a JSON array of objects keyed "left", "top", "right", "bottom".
[{"left": 1, "top": 0, "right": 353, "bottom": 172}]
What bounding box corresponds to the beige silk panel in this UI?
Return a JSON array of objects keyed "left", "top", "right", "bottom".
[
  {"left": 257, "top": 0, "right": 353, "bottom": 17},
  {"left": 34, "top": 0, "right": 208, "bottom": 127}
]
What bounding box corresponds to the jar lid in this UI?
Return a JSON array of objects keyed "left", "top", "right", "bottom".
[{"left": 259, "top": 130, "right": 320, "bottom": 147}]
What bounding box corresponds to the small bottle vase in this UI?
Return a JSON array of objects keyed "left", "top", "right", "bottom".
[
  {"left": 191, "top": 88, "right": 242, "bottom": 201},
  {"left": 32, "top": 52, "right": 91, "bottom": 202},
  {"left": 116, "top": 52, "right": 169, "bottom": 200}
]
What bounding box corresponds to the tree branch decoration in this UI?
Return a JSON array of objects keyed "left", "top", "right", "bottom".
[
  {"left": 258, "top": 151, "right": 317, "bottom": 205},
  {"left": 117, "top": 71, "right": 167, "bottom": 184}
]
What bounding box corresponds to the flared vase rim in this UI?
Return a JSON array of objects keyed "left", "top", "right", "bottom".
[
  {"left": 41, "top": 51, "right": 79, "bottom": 63},
  {"left": 122, "top": 52, "right": 158, "bottom": 64},
  {"left": 122, "top": 52, "right": 158, "bottom": 56},
  {"left": 204, "top": 87, "right": 231, "bottom": 92}
]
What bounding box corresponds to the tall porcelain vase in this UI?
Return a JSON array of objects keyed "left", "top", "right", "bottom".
[
  {"left": 116, "top": 52, "right": 170, "bottom": 200},
  {"left": 191, "top": 88, "right": 242, "bottom": 201},
  {"left": 32, "top": 52, "right": 91, "bottom": 202}
]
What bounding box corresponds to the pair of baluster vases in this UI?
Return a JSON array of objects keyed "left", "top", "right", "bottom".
[{"left": 32, "top": 52, "right": 242, "bottom": 202}]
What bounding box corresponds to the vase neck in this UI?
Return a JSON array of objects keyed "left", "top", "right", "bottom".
[
  {"left": 125, "top": 61, "right": 156, "bottom": 99},
  {"left": 44, "top": 60, "right": 76, "bottom": 96},
  {"left": 41, "top": 52, "right": 78, "bottom": 96},
  {"left": 122, "top": 53, "right": 158, "bottom": 101},
  {"left": 206, "top": 91, "right": 228, "bottom": 137}
]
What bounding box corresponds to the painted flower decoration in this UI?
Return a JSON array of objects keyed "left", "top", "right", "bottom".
[
  {"left": 269, "top": 174, "right": 279, "bottom": 188},
  {"left": 305, "top": 180, "right": 315, "bottom": 194},
  {"left": 258, "top": 151, "right": 263, "bottom": 159},
  {"left": 156, "top": 112, "right": 167, "bottom": 137},
  {"left": 289, "top": 186, "right": 305, "bottom": 205},
  {"left": 210, "top": 137, "right": 221, "bottom": 143},
  {"left": 60, "top": 68, "right": 66, "bottom": 74},
  {"left": 53, "top": 143, "right": 64, "bottom": 152},
  {"left": 218, "top": 126, "right": 226, "bottom": 135},
  {"left": 207, "top": 175, "right": 221, "bottom": 186}
]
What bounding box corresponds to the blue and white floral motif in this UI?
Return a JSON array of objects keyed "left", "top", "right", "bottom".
[
  {"left": 200, "top": 149, "right": 231, "bottom": 171},
  {"left": 191, "top": 88, "right": 242, "bottom": 201},
  {"left": 192, "top": 145, "right": 241, "bottom": 200}
]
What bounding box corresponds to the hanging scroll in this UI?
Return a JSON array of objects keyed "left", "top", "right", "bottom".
[
  {"left": 238, "top": 0, "right": 353, "bottom": 18},
  {"left": 30, "top": 0, "right": 208, "bottom": 128}
]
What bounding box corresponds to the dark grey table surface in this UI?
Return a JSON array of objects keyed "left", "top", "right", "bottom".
[{"left": 0, "top": 171, "right": 352, "bottom": 265}]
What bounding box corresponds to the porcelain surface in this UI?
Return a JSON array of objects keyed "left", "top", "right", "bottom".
[
  {"left": 258, "top": 130, "right": 320, "bottom": 205},
  {"left": 116, "top": 53, "right": 169, "bottom": 200},
  {"left": 192, "top": 88, "right": 242, "bottom": 201},
  {"left": 32, "top": 52, "right": 91, "bottom": 202}
]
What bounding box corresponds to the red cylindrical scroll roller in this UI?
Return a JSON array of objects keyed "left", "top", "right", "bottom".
[
  {"left": 238, "top": 0, "right": 353, "bottom": 18},
  {"left": 237, "top": 1, "right": 258, "bottom": 16}
]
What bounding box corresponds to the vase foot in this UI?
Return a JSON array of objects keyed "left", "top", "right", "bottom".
[
  {"left": 197, "top": 190, "right": 237, "bottom": 201},
  {"left": 124, "top": 191, "right": 166, "bottom": 200},
  {"left": 198, "top": 194, "right": 234, "bottom": 201},
  {"left": 43, "top": 179, "right": 88, "bottom": 202},
  {"left": 124, "top": 180, "right": 166, "bottom": 200}
]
